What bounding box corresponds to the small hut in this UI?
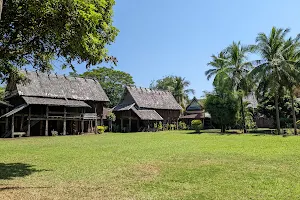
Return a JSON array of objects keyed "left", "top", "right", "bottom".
[
  {"left": 0, "top": 70, "right": 109, "bottom": 137},
  {"left": 179, "top": 97, "right": 211, "bottom": 128},
  {"left": 113, "top": 86, "right": 182, "bottom": 132}
]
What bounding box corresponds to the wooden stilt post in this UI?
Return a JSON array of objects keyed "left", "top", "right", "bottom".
[
  {"left": 137, "top": 120, "right": 140, "bottom": 131},
  {"left": 20, "top": 114, "right": 24, "bottom": 131},
  {"left": 11, "top": 114, "right": 15, "bottom": 138},
  {"left": 94, "top": 105, "right": 98, "bottom": 134},
  {"left": 45, "top": 106, "right": 49, "bottom": 136},
  {"left": 81, "top": 108, "right": 85, "bottom": 134},
  {"left": 5, "top": 108, "right": 8, "bottom": 133},
  {"left": 27, "top": 106, "right": 31, "bottom": 137},
  {"left": 121, "top": 118, "right": 124, "bottom": 132},
  {"left": 63, "top": 107, "right": 66, "bottom": 135},
  {"left": 128, "top": 111, "right": 131, "bottom": 132}
]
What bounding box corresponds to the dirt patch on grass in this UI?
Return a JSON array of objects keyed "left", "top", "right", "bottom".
[
  {"left": 130, "top": 163, "right": 161, "bottom": 181},
  {"left": 0, "top": 182, "right": 136, "bottom": 200}
]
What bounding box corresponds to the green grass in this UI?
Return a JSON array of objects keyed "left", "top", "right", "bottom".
[{"left": 1, "top": 131, "right": 300, "bottom": 199}]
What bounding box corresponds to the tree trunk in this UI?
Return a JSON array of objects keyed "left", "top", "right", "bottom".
[
  {"left": 291, "top": 93, "right": 297, "bottom": 135},
  {"left": 275, "top": 93, "right": 281, "bottom": 134},
  {"left": 221, "top": 125, "right": 225, "bottom": 133},
  {"left": 240, "top": 97, "right": 246, "bottom": 133},
  {"left": 0, "top": 0, "right": 3, "bottom": 20}
]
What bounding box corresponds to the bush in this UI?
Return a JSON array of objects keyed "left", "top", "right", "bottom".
[
  {"left": 107, "top": 112, "right": 116, "bottom": 122},
  {"left": 178, "top": 121, "right": 187, "bottom": 130},
  {"left": 191, "top": 120, "right": 202, "bottom": 133},
  {"left": 97, "top": 126, "right": 106, "bottom": 134},
  {"left": 51, "top": 130, "right": 58, "bottom": 136},
  {"left": 169, "top": 124, "right": 176, "bottom": 130},
  {"left": 158, "top": 122, "right": 163, "bottom": 131}
]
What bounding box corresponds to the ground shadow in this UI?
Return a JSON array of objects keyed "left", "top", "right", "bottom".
[
  {"left": 0, "top": 163, "right": 46, "bottom": 180},
  {"left": 0, "top": 186, "right": 50, "bottom": 191},
  {"left": 186, "top": 132, "right": 203, "bottom": 134}
]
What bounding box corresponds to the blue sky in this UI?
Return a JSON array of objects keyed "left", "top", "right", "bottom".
[{"left": 62, "top": 0, "right": 300, "bottom": 98}]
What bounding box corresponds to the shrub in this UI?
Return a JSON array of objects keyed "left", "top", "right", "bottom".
[
  {"left": 178, "top": 121, "right": 187, "bottom": 130},
  {"left": 158, "top": 122, "right": 163, "bottom": 131},
  {"left": 191, "top": 120, "right": 202, "bottom": 133},
  {"left": 51, "top": 130, "right": 58, "bottom": 136},
  {"left": 169, "top": 124, "right": 176, "bottom": 130},
  {"left": 97, "top": 126, "right": 106, "bottom": 134},
  {"left": 107, "top": 112, "right": 116, "bottom": 122}
]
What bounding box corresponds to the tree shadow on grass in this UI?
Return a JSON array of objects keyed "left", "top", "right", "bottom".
[
  {"left": 0, "top": 186, "right": 50, "bottom": 191},
  {"left": 0, "top": 163, "right": 46, "bottom": 180}
]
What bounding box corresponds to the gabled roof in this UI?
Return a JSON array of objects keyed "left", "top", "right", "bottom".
[
  {"left": 121, "top": 86, "right": 182, "bottom": 110},
  {"left": 186, "top": 97, "right": 202, "bottom": 111},
  {"left": 8, "top": 71, "right": 109, "bottom": 102}
]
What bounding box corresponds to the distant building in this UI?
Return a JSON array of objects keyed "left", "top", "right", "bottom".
[
  {"left": 0, "top": 71, "right": 109, "bottom": 137},
  {"left": 179, "top": 97, "right": 211, "bottom": 128},
  {"left": 113, "top": 86, "right": 182, "bottom": 132}
]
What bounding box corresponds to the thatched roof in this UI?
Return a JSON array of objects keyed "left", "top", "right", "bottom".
[
  {"left": 132, "top": 107, "right": 163, "bottom": 121},
  {"left": 113, "top": 103, "right": 163, "bottom": 121},
  {"left": 22, "top": 96, "right": 91, "bottom": 108},
  {"left": 113, "top": 103, "right": 135, "bottom": 111},
  {"left": 10, "top": 71, "right": 109, "bottom": 102},
  {"left": 180, "top": 112, "right": 211, "bottom": 119},
  {"left": 121, "top": 86, "right": 182, "bottom": 110}
]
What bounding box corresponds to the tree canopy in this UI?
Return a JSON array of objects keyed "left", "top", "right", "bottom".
[
  {"left": 0, "top": 0, "right": 118, "bottom": 81},
  {"left": 150, "top": 75, "right": 195, "bottom": 107},
  {"left": 77, "top": 67, "right": 134, "bottom": 107}
]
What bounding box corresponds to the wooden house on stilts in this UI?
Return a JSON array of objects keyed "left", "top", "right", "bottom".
[
  {"left": 113, "top": 86, "right": 182, "bottom": 132},
  {"left": 0, "top": 70, "right": 109, "bottom": 137},
  {"left": 179, "top": 97, "right": 211, "bottom": 128}
]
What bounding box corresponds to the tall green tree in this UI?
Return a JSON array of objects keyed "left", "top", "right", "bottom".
[
  {"left": 205, "top": 78, "right": 239, "bottom": 133},
  {"left": 224, "top": 41, "right": 255, "bottom": 132},
  {"left": 205, "top": 52, "right": 229, "bottom": 86},
  {"left": 251, "top": 27, "right": 292, "bottom": 134},
  {"left": 78, "top": 67, "right": 135, "bottom": 107},
  {"left": 150, "top": 75, "right": 195, "bottom": 107},
  {"left": 281, "top": 37, "right": 300, "bottom": 134},
  {"left": 0, "top": 0, "right": 118, "bottom": 81}
]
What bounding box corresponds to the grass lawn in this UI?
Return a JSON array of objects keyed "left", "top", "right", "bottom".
[{"left": 1, "top": 131, "right": 300, "bottom": 199}]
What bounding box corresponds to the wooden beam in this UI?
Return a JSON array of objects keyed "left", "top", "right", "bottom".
[
  {"left": 121, "top": 118, "right": 124, "bottom": 132},
  {"left": 27, "top": 106, "right": 31, "bottom": 137},
  {"left": 5, "top": 108, "right": 8, "bottom": 133},
  {"left": 94, "top": 104, "right": 97, "bottom": 134},
  {"left": 137, "top": 119, "right": 140, "bottom": 130},
  {"left": 128, "top": 118, "right": 132, "bottom": 132},
  {"left": 81, "top": 108, "right": 85, "bottom": 133},
  {"left": 45, "top": 106, "right": 49, "bottom": 136},
  {"left": 20, "top": 114, "right": 24, "bottom": 131},
  {"left": 11, "top": 114, "right": 15, "bottom": 138},
  {"left": 63, "top": 107, "right": 66, "bottom": 135}
]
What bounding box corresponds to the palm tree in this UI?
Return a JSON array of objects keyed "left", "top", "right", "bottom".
[
  {"left": 151, "top": 76, "right": 195, "bottom": 107},
  {"left": 282, "top": 37, "right": 300, "bottom": 135},
  {"left": 172, "top": 76, "right": 195, "bottom": 107},
  {"left": 251, "top": 27, "right": 292, "bottom": 134},
  {"left": 205, "top": 52, "right": 229, "bottom": 87},
  {"left": 224, "top": 41, "right": 255, "bottom": 132}
]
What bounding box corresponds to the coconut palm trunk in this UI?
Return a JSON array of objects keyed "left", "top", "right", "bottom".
[
  {"left": 0, "top": 0, "right": 3, "bottom": 20},
  {"left": 274, "top": 93, "right": 281, "bottom": 134},
  {"left": 290, "top": 93, "right": 297, "bottom": 135},
  {"left": 240, "top": 96, "right": 246, "bottom": 133}
]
